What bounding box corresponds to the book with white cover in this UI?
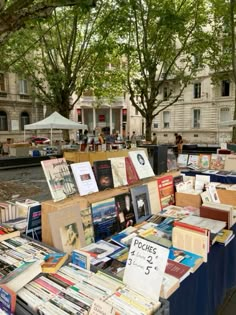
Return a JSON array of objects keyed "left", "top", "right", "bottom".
[
  {"left": 160, "top": 273, "right": 180, "bottom": 299},
  {"left": 108, "top": 157, "right": 128, "bottom": 187},
  {"left": 71, "top": 161, "right": 98, "bottom": 196},
  {"left": 41, "top": 158, "right": 76, "bottom": 202},
  {"left": 128, "top": 150, "right": 155, "bottom": 179},
  {"left": 224, "top": 155, "right": 236, "bottom": 171},
  {"left": 180, "top": 215, "right": 226, "bottom": 234},
  {"left": 207, "top": 184, "right": 220, "bottom": 203},
  {"left": 177, "top": 154, "right": 189, "bottom": 168}
]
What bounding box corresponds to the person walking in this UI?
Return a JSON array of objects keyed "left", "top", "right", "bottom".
[{"left": 151, "top": 133, "right": 158, "bottom": 145}]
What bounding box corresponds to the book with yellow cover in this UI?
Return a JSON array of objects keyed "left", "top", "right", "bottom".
[
  {"left": 41, "top": 252, "right": 68, "bottom": 273},
  {"left": 215, "top": 229, "right": 234, "bottom": 246}
]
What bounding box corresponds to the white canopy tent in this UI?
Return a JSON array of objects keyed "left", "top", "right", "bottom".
[{"left": 24, "top": 111, "right": 88, "bottom": 144}]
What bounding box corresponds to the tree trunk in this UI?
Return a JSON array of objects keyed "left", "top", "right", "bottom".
[
  {"left": 145, "top": 115, "right": 153, "bottom": 142},
  {"left": 232, "top": 83, "right": 236, "bottom": 142}
]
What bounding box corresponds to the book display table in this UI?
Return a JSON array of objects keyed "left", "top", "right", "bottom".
[
  {"left": 181, "top": 170, "right": 236, "bottom": 184},
  {"left": 168, "top": 224, "right": 236, "bottom": 315}
]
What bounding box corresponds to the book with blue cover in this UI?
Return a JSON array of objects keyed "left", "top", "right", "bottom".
[{"left": 168, "top": 246, "right": 203, "bottom": 273}]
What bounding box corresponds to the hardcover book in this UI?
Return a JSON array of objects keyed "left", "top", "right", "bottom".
[
  {"left": 165, "top": 258, "right": 191, "bottom": 282},
  {"left": 125, "top": 157, "right": 139, "bottom": 185},
  {"left": 48, "top": 204, "right": 87, "bottom": 254},
  {"left": 157, "top": 175, "right": 175, "bottom": 209},
  {"left": 108, "top": 157, "right": 128, "bottom": 187},
  {"left": 25, "top": 203, "right": 42, "bottom": 241},
  {"left": 93, "top": 160, "right": 114, "bottom": 191},
  {"left": 115, "top": 193, "right": 136, "bottom": 230},
  {"left": 41, "top": 158, "right": 76, "bottom": 202},
  {"left": 128, "top": 150, "right": 155, "bottom": 180},
  {"left": 130, "top": 185, "right": 152, "bottom": 223},
  {"left": 91, "top": 198, "right": 119, "bottom": 241},
  {"left": 70, "top": 161, "right": 99, "bottom": 196}
]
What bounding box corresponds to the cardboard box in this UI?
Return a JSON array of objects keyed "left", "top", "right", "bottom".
[
  {"left": 217, "top": 189, "right": 236, "bottom": 206},
  {"left": 175, "top": 192, "right": 202, "bottom": 208}
]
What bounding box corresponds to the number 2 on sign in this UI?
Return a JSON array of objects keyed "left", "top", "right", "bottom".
[{"left": 147, "top": 256, "right": 153, "bottom": 264}]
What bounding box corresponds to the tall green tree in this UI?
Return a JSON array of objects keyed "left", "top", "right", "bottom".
[
  {"left": 4, "top": 1, "right": 116, "bottom": 140},
  {"left": 0, "top": 0, "right": 96, "bottom": 45},
  {"left": 208, "top": 0, "right": 236, "bottom": 142},
  {"left": 116, "top": 0, "right": 208, "bottom": 140}
]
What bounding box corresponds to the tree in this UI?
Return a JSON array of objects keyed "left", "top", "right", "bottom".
[
  {"left": 208, "top": 0, "right": 236, "bottom": 142},
  {"left": 0, "top": 0, "right": 96, "bottom": 45},
  {"left": 3, "top": 1, "right": 121, "bottom": 140},
  {"left": 116, "top": 0, "right": 208, "bottom": 140}
]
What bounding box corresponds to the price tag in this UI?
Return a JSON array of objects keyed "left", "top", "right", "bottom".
[
  {"left": 123, "top": 236, "right": 169, "bottom": 302},
  {"left": 89, "top": 299, "right": 115, "bottom": 315}
]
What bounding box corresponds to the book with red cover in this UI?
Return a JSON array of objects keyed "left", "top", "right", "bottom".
[
  {"left": 200, "top": 205, "right": 231, "bottom": 229},
  {"left": 125, "top": 157, "right": 139, "bottom": 185},
  {"left": 157, "top": 175, "right": 175, "bottom": 209},
  {"left": 165, "top": 259, "right": 191, "bottom": 282}
]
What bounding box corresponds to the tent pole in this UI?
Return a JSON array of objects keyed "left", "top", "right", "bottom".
[
  {"left": 24, "top": 129, "right": 25, "bottom": 142},
  {"left": 51, "top": 128, "right": 53, "bottom": 145}
]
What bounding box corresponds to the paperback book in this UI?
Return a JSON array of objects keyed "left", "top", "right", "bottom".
[
  {"left": 41, "top": 158, "right": 76, "bottom": 202},
  {"left": 91, "top": 198, "right": 119, "bottom": 241},
  {"left": 70, "top": 161, "right": 99, "bottom": 196},
  {"left": 115, "top": 193, "right": 136, "bottom": 230},
  {"left": 130, "top": 185, "right": 152, "bottom": 223},
  {"left": 109, "top": 157, "right": 128, "bottom": 187},
  {"left": 93, "top": 160, "right": 114, "bottom": 191},
  {"left": 157, "top": 175, "right": 175, "bottom": 209}
]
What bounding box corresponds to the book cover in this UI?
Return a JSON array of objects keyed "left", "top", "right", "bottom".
[
  {"left": 115, "top": 193, "right": 136, "bottom": 230},
  {"left": 71, "top": 161, "right": 99, "bottom": 196},
  {"left": 130, "top": 185, "right": 152, "bottom": 223},
  {"left": 215, "top": 229, "right": 234, "bottom": 246},
  {"left": 168, "top": 247, "right": 203, "bottom": 273},
  {"left": 42, "top": 252, "right": 68, "bottom": 273},
  {"left": 128, "top": 150, "right": 155, "bottom": 180},
  {"left": 165, "top": 259, "right": 191, "bottom": 282},
  {"left": 25, "top": 203, "right": 42, "bottom": 241},
  {"left": 91, "top": 198, "right": 119, "bottom": 241},
  {"left": 198, "top": 154, "right": 211, "bottom": 169},
  {"left": 160, "top": 273, "right": 180, "bottom": 299},
  {"left": 146, "top": 180, "right": 162, "bottom": 215},
  {"left": 187, "top": 154, "right": 199, "bottom": 167},
  {"left": 15, "top": 198, "right": 40, "bottom": 218},
  {"left": 0, "top": 285, "right": 16, "bottom": 314},
  {"left": 81, "top": 240, "right": 120, "bottom": 259},
  {"left": 124, "top": 157, "right": 139, "bottom": 185},
  {"left": 80, "top": 207, "right": 95, "bottom": 245},
  {"left": 157, "top": 175, "right": 175, "bottom": 209},
  {"left": 167, "top": 148, "right": 178, "bottom": 171},
  {"left": 48, "top": 204, "right": 87, "bottom": 254},
  {"left": 210, "top": 154, "right": 226, "bottom": 170},
  {"left": 71, "top": 249, "right": 91, "bottom": 270},
  {"left": 0, "top": 224, "right": 20, "bottom": 242},
  {"left": 109, "top": 157, "right": 128, "bottom": 187},
  {"left": 41, "top": 158, "right": 76, "bottom": 202},
  {"left": 177, "top": 154, "right": 189, "bottom": 168},
  {"left": 224, "top": 155, "right": 236, "bottom": 171},
  {"left": 93, "top": 160, "right": 114, "bottom": 191}
]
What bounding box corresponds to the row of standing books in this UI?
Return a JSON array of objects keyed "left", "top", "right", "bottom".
[
  {"left": 177, "top": 152, "right": 236, "bottom": 172},
  {"left": 40, "top": 149, "right": 156, "bottom": 202}
]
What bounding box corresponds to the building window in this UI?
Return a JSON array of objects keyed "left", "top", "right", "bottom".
[
  {"left": 193, "top": 83, "right": 201, "bottom": 99},
  {"left": 0, "top": 111, "right": 7, "bottom": 130},
  {"left": 163, "top": 111, "right": 170, "bottom": 128},
  {"left": 122, "top": 109, "right": 127, "bottom": 122},
  {"left": 193, "top": 109, "right": 201, "bottom": 128},
  {"left": 20, "top": 112, "right": 30, "bottom": 130},
  {"left": 19, "top": 79, "right": 28, "bottom": 94},
  {"left": 220, "top": 107, "right": 230, "bottom": 122},
  {"left": 0, "top": 74, "right": 5, "bottom": 91},
  {"left": 163, "top": 86, "right": 168, "bottom": 100},
  {"left": 153, "top": 123, "right": 158, "bottom": 128},
  {"left": 221, "top": 80, "right": 230, "bottom": 96}
]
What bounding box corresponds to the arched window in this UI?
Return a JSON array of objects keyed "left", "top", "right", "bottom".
[
  {"left": 0, "top": 111, "right": 7, "bottom": 131},
  {"left": 20, "top": 112, "right": 30, "bottom": 130}
]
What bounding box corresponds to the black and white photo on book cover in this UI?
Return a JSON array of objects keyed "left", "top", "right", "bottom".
[
  {"left": 128, "top": 150, "right": 155, "bottom": 179},
  {"left": 41, "top": 158, "right": 76, "bottom": 202},
  {"left": 70, "top": 161, "right": 98, "bottom": 196},
  {"left": 130, "top": 185, "right": 152, "bottom": 223}
]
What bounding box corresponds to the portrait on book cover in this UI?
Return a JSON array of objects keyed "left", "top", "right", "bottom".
[{"left": 60, "top": 222, "right": 80, "bottom": 254}]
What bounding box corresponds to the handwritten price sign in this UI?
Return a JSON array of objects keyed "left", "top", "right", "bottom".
[{"left": 123, "top": 237, "right": 169, "bottom": 302}]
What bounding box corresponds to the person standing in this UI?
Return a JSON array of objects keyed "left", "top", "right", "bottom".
[
  {"left": 131, "top": 131, "right": 137, "bottom": 145},
  {"left": 152, "top": 133, "right": 158, "bottom": 145}
]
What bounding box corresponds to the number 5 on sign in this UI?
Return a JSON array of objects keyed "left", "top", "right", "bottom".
[{"left": 123, "top": 237, "right": 169, "bottom": 302}]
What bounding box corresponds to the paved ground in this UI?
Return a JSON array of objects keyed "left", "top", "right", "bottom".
[{"left": 0, "top": 165, "right": 51, "bottom": 202}]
